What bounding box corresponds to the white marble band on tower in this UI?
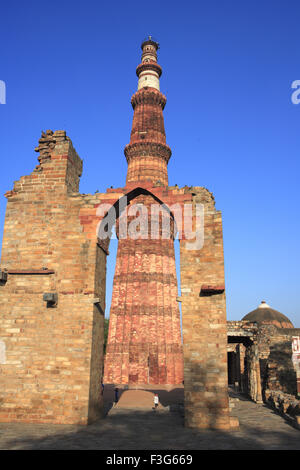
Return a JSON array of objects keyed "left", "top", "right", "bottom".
[{"left": 137, "top": 71, "right": 160, "bottom": 91}]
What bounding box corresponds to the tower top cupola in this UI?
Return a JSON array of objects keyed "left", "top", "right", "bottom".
[
  {"left": 141, "top": 35, "right": 159, "bottom": 53},
  {"left": 137, "top": 36, "right": 162, "bottom": 91}
]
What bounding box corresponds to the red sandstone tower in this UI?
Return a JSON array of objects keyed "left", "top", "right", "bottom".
[{"left": 104, "top": 37, "right": 183, "bottom": 385}]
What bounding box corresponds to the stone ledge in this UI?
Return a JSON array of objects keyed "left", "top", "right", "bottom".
[
  {"left": 6, "top": 269, "right": 55, "bottom": 275},
  {"left": 200, "top": 284, "right": 225, "bottom": 296}
]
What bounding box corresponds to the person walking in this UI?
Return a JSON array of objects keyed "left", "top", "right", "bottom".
[
  {"left": 114, "top": 387, "right": 119, "bottom": 404},
  {"left": 154, "top": 393, "right": 159, "bottom": 410}
]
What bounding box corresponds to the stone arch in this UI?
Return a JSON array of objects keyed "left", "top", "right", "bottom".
[
  {"left": 100, "top": 186, "right": 183, "bottom": 386},
  {"left": 97, "top": 186, "right": 176, "bottom": 243}
]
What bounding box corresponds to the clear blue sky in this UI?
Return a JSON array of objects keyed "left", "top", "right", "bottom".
[{"left": 0, "top": 0, "right": 299, "bottom": 326}]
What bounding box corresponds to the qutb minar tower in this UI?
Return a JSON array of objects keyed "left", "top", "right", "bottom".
[
  {"left": 104, "top": 37, "right": 184, "bottom": 385},
  {"left": 0, "top": 34, "right": 232, "bottom": 428}
]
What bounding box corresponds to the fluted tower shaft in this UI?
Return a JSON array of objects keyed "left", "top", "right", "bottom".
[{"left": 104, "top": 38, "right": 183, "bottom": 386}]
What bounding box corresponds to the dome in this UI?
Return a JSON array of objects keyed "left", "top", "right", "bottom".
[{"left": 242, "top": 301, "right": 294, "bottom": 329}]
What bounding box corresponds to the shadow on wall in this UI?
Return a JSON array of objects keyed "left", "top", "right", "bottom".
[{"left": 183, "top": 358, "right": 229, "bottom": 430}]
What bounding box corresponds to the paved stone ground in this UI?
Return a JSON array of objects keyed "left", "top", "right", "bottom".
[{"left": 0, "top": 388, "right": 299, "bottom": 450}]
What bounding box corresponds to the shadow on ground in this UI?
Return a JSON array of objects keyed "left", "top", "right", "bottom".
[
  {"left": 1, "top": 384, "right": 299, "bottom": 450},
  {"left": 1, "top": 397, "right": 300, "bottom": 450}
]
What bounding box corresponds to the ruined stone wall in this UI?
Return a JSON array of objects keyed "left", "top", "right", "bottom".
[
  {"left": 0, "top": 141, "right": 233, "bottom": 428},
  {"left": 0, "top": 131, "right": 106, "bottom": 424},
  {"left": 99, "top": 182, "right": 232, "bottom": 429},
  {"left": 227, "top": 321, "right": 258, "bottom": 399},
  {"left": 264, "top": 389, "right": 300, "bottom": 429},
  {"left": 227, "top": 320, "right": 257, "bottom": 339},
  {"left": 226, "top": 322, "right": 299, "bottom": 400},
  {"left": 180, "top": 187, "right": 231, "bottom": 430},
  {"left": 256, "top": 325, "right": 298, "bottom": 397}
]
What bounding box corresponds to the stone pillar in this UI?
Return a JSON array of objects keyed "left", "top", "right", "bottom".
[
  {"left": 180, "top": 188, "right": 231, "bottom": 430},
  {"left": 238, "top": 344, "right": 246, "bottom": 392},
  {"left": 248, "top": 344, "right": 263, "bottom": 404},
  {"left": 234, "top": 345, "right": 242, "bottom": 390}
]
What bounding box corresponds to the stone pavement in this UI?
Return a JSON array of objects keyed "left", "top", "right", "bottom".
[{"left": 0, "top": 388, "right": 299, "bottom": 450}]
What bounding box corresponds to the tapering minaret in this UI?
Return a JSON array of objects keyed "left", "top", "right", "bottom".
[
  {"left": 125, "top": 37, "right": 171, "bottom": 186},
  {"left": 103, "top": 38, "right": 183, "bottom": 386}
]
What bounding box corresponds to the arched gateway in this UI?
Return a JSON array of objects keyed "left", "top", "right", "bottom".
[{"left": 0, "top": 38, "right": 232, "bottom": 429}]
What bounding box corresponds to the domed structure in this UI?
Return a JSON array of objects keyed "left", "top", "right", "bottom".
[{"left": 242, "top": 301, "right": 294, "bottom": 329}]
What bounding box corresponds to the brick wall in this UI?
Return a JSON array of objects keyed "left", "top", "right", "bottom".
[
  {"left": 180, "top": 187, "right": 231, "bottom": 430},
  {"left": 0, "top": 131, "right": 106, "bottom": 424},
  {"left": 0, "top": 133, "right": 232, "bottom": 428}
]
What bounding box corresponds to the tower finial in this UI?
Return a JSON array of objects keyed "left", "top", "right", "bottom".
[
  {"left": 138, "top": 37, "right": 161, "bottom": 91},
  {"left": 141, "top": 36, "right": 159, "bottom": 51}
]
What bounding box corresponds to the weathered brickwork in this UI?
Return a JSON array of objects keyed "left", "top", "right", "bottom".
[
  {"left": 227, "top": 320, "right": 300, "bottom": 405},
  {"left": 257, "top": 326, "right": 299, "bottom": 397},
  {"left": 0, "top": 38, "right": 232, "bottom": 428},
  {"left": 0, "top": 149, "right": 231, "bottom": 425},
  {"left": 0, "top": 131, "right": 107, "bottom": 424},
  {"left": 125, "top": 88, "right": 170, "bottom": 186},
  {"left": 227, "top": 321, "right": 263, "bottom": 403},
  {"left": 180, "top": 187, "right": 231, "bottom": 429}
]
